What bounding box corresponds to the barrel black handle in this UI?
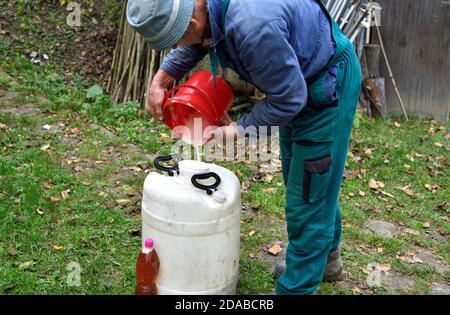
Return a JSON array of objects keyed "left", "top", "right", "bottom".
[
  {"left": 154, "top": 155, "right": 181, "bottom": 176},
  {"left": 191, "top": 172, "right": 222, "bottom": 195}
]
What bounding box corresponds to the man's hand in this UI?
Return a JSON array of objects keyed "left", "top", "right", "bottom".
[
  {"left": 147, "top": 84, "right": 166, "bottom": 120},
  {"left": 147, "top": 70, "right": 176, "bottom": 121}
]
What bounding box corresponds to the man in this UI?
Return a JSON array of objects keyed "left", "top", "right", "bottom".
[{"left": 127, "top": 0, "right": 362, "bottom": 295}]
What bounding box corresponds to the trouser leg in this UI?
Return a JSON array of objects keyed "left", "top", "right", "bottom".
[{"left": 276, "top": 48, "right": 362, "bottom": 295}]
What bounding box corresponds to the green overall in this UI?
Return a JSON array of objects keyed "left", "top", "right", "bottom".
[
  {"left": 213, "top": 0, "right": 362, "bottom": 294},
  {"left": 275, "top": 4, "right": 362, "bottom": 295}
]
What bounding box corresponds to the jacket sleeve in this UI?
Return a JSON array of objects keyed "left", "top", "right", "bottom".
[
  {"left": 236, "top": 18, "right": 308, "bottom": 137},
  {"left": 159, "top": 44, "right": 208, "bottom": 80}
]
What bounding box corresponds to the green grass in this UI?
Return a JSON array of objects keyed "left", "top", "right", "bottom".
[{"left": 0, "top": 2, "right": 449, "bottom": 295}]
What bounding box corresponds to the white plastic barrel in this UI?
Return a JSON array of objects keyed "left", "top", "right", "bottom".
[{"left": 141, "top": 159, "right": 241, "bottom": 295}]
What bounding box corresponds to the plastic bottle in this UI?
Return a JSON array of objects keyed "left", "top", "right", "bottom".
[{"left": 135, "top": 239, "right": 160, "bottom": 295}]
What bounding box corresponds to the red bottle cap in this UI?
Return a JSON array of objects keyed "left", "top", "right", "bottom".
[{"left": 144, "top": 239, "right": 154, "bottom": 249}]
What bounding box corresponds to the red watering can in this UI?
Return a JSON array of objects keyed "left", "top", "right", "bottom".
[{"left": 162, "top": 71, "right": 234, "bottom": 145}]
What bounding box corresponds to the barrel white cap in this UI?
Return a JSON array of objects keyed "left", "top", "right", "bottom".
[{"left": 179, "top": 160, "right": 210, "bottom": 179}]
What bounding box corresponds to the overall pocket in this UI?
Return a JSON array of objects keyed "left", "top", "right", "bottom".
[
  {"left": 307, "top": 65, "right": 339, "bottom": 111},
  {"left": 303, "top": 155, "right": 332, "bottom": 203}
]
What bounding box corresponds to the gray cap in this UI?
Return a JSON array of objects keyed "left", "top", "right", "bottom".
[{"left": 126, "top": 0, "right": 195, "bottom": 51}]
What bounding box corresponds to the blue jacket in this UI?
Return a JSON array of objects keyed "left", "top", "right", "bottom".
[{"left": 160, "top": 0, "right": 336, "bottom": 135}]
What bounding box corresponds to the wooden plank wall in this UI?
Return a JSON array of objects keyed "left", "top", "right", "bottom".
[{"left": 376, "top": 0, "right": 450, "bottom": 121}]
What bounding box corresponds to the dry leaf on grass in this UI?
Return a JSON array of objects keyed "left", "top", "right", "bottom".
[
  {"left": 402, "top": 228, "right": 420, "bottom": 236},
  {"left": 116, "top": 199, "right": 131, "bottom": 206},
  {"left": 263, "top": 187, "right": 276, "bottom": 193},
  {"left": 402, "top": 185, "right": 415, "bottom": 197},
  {"left": 53, "top": 245, "right": 64, "bottom": 251},
  {"left": 364, "top": 149, "right": 373, "bottom": 157},
  {"left": 61, "top": 189, "right": 70, "bottom": 200},
  {"left": 50, "top": 196, "right": 61, "bottom": 204},
  {"left": 268, "top": 244, "right": 283, "bottom": 256},
  {"left": 241, "top": 181, "right": 251, "bottom": 190},
  {"left": 248, "top": 230, "right": 256, "bottom": 237},
  {"left": 19, "top": 261, "right": 36, "bottom": 270},
  {"left": 369, "top": 178, "right": 384, "bottom": 190},
  {"left": 40, "top": 144, "right": 51, "bottom": 151}
]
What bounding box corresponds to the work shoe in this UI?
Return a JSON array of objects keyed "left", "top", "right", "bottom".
[{"left": 273, "top": 248, "right": 343, "bottom": 282}]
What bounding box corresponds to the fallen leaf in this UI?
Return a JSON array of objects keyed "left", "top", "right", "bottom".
[
  {"left": 50, "top": 196, "right": 61, "bottom": 204},
  {"left": 70, "top": 127, "right": 80, "bottom": 134},
  {"left": 106, "top": 216, "right": 114, "bottom": 223},
  {"left": 127, "top": 166, "right": 142, "bottom": 172},
  {"left": 424, "top": 183, "right": 440, "bottom": 192},
  {"left": 0, "top": 123, "right": 7, "bottom": 130},
  {"left": 412, "top": 256, "right": 423, "bottom": 264},
  {"left": 402, "top": 185, "right": 414, "bottom": 197},
  {"left": 249, "top": 253, "right": 255, "bottom": 258},
  {"left": 380, "top": 190, "right": 395, "bottom": 198},
  {"left": 369, "top": 178, "right": 379, "bottom": 189},
  {"left": 36, "top": 208, "right": 45, "bottom": 215},
  {"left": 263, "top": 187, "right": 276, "bottom": 193},
  {"left": 82, "top": 181, "right": 91, "bottom": 186},
  {"left": 422, "top": 222, "right": 431, "bottom": 228},
  {"left": 445, "top": 134, "right": 450, "bottom": 141},
  {"left": 42, "top": 124, "right": 51, "bottom": 130},
  {"left": 241, "top": 181, "right": 251, "bottom": 190},
  {"left": 19, "top": 261, "right": 35, "bottom": 270},
  {"left": 52, "top": 245, "right": 64, "bottom": 251},
  {"left": 262, "top": 174, "right": 274, "bottom": 183},
  {"left": 73, "top": 166, "right": 83, "bottom": 172},
  {"left": 402, "top": 228, "right": 420, "bottom": 236},
  {"left": 377, "top": 196, "right": 389, "bottom": 203},
  {"left": 268, "top": 244, "right": 283, "bottom": 256},
  {"left": 40, "top": 144, "right": 51, "bottom": 151},
  {"left": 358, "top": 191, "right": 366, "bottom": 197},
  {"left": 433, "top": 142, "right": 443, "bottom": 148},
  {"left": 343, "top": 169, "right": 358, "bottom": 179},
  {"left": 61, "top": 189, "right": 70, "bottom": 200},
  {"left": 378, "top": 264, "right": 391, "bottom": 272},
  {"left": 236, "top": 169, "right": 244, "bottom": 177},
  {"left": 348, "top": 192, "right": 355, "bottom": 197},
  {"left": 377, "top": 247, "right": 384, "bottom": 253},
  {"left": 394, "top": 122, "right": 401, "bottom": 128},
  {"left": 116, "top": 199, "right": 131, "bottom": 205},
  {"left": 364, "top": 149, "right": 373, "bottom": 157},
  {"left": 248, "top": 230, "right": 256, "bottom": 237}
]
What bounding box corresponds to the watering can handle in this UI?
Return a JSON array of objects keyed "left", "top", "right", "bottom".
[
  {"left": 191, "top": 172, "right": 222, "bottom": 195},
  {"left": 154, "top": 155, "right": 182, "bottom": 176}
]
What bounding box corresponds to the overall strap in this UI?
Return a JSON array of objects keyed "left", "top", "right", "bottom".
[{"left": 209, "top": 0, "right": 232, "bottom": 87}]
